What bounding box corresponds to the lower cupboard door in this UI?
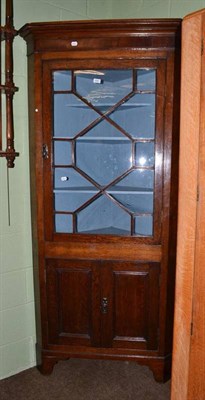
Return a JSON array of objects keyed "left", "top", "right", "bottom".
[
  {"left": 46, "top": 258, "right": 101, "bottom": 347},
  {"left": 100, "top": 261, "right": 160, "bottom": 350}
]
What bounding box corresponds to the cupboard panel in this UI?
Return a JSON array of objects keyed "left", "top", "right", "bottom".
[
  {"left": 58, "top": 269, "right": 91, "bottom": 335},
  {"left": 46, "top": 259, "right": 101, "bottom": 347},
  {"left": 114, "top": 271, "right": 149, "bottom": 339},
  {"left": 113, "top": 263, "right": 160, "bottom": 350}
]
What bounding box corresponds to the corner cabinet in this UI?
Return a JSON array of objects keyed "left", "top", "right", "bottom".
[{"left": 19, "top": 19, "right": 181, "bottom": 382}]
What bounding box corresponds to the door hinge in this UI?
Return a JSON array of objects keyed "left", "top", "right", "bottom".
[
  {"left": 197, "top": 186, "right": 199, "bottom": 201},
  {"left": 191, "top": 322, "right": 194, "bottom": 336},
  {"left": 44, "top": 269, "right": 47, "bottom": 284},
  {"left": 42, "top": 144, "right": 49, "bottom": 159}
]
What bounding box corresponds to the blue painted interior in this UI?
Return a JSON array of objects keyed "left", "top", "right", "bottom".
[{"left": 53, "top": 69, "right": 156, "bottom": 236}]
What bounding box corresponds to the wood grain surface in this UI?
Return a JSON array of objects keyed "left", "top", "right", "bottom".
[
  {"left": 171, "top": 9, "right": 205, "bottom": 400},
  {"left": 187, "top": 11, "right": 205, "bottom": 400}
]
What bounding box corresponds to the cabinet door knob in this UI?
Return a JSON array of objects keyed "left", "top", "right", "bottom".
[
  {"left": 60, "top": 176, "right": 69, "bottom": 181},
  {"left": 101, "top": 297, "right": 108, "bottom": 314}
]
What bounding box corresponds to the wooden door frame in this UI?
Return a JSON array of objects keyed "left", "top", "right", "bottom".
[{"left": 171, "top": 8, "right": 205, "bottom": 400}]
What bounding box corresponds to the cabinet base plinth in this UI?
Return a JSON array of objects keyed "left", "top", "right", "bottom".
[
  {"left": 38, "top": 350, "right": 171, "bottom": 382},
  {"left": 148, "top": 356, "right": 171, "bottom": 383},
  {"left": 38, "top": 355, "right": 71, "bottom": 375},
  {"left": 38, "top": 356, "right": 58, "bottom": 375}
]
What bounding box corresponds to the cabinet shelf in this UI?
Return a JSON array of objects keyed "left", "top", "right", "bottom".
[
  {"left": 54, "top": 136, "right": 154, "bottom": 142},
  {"left": 108, "top": 186, "right": 153, "bottom": 193},
  {"left": 54, "top": 188, "right": 99, "bottom": 194},
  {"left": 76, "top": 137, "right": 131, "bottom": 142},
  {"left": 53, "top": 187, "right": 153, "bottom": 194},
  {"left": 59, "top": 103, "right": 152, "bottom": 109},
  {"left": 78, "top": 226, "right": 130, "bottom": 235}
]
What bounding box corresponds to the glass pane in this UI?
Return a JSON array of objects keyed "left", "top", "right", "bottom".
[
  {"left": 80, "top": 118, "right": 124, "bottom": 139},
  {"left": 55, "top": 192, "right": 96, "bottom": 212},
  {"left": 134, "top": 215, "right": 153, "bottom": 236},
  {"left": 110, "top": 192, "right": 153, "bottom": 213},
  {"left": 77, "top": 195, "right": 131, "bottom": 235},
  {"left": 109, "top": 170, "right": 154, "bottom": 191},
  {"left": 54, "top": 167, "right": 98, "bottom": 190},
  {"left": 110, "top": 93, "right": 155, "bottom": 139},
  {"left": 76, "top": 120, "right": 132, "bottom": 186},
  {"left": 55, "top": 214, "right": 73, "bottom": 233},
  {"left": 75, "top": 69, "right": 132, "bottom": 112},
  {"left": 136, "top": 69, "right": 156, "bottom": 91},
  {"left": 108, "top": 170, "right": 154, "bottom": 213},
  {"left": 54, "top": 141, "right": 72, "bottom": 165},
  {"left": 53, "top": 93, "right": 99, "bottom": 138},
  {"left": 54, "top": 168, "right": 98, "bottom": 212},
  {"left": 135, "top": 142, "right": 155, "bottom": 167},
  {"left": 53, "top": 70, "right": 71, "bottom": 91}
]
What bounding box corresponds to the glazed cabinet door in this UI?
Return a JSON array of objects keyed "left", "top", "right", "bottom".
[
  {"left": 101, "top": 261, "right": 160, "bottom": 350},
  {"left": 46, "top": 259, "right": 101, "bottom": 347},
  {"left": 42, "top": 58, "right": 166, "bottom": 244}
]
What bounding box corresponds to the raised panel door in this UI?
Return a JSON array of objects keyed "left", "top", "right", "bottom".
[
  {"left": 46, "top": 259, "right": 101, "bottom": 347},
  {"left": 100, "top": 261, "right": 160, "bottom": 350}
]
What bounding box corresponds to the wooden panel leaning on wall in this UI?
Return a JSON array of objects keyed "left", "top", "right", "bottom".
[{"left": 171, "top": 8, "right": 205, "bottom": 400}]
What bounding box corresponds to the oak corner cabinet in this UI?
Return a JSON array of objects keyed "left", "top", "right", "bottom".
[{"left": 19, "top": 19, "right": 181, "bottom": 382}]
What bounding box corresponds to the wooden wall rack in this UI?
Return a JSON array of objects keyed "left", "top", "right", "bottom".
[{"left": 0, "top": 0, "right": 19, "bottom": 168}]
